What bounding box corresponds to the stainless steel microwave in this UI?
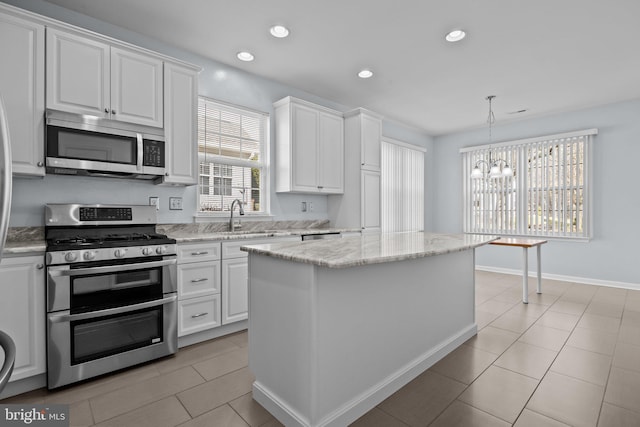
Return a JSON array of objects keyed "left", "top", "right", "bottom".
[{"left": 45, "top": 110, "right": 166, "bottom": 180}]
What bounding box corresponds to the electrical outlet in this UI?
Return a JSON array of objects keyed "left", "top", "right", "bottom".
[
  {"left": 149, "top": 196, "right": 159, "bottom": 211},
  {"left": 169, "top": 197, "right": 183, "bottom": 210},
  {"left": 309, "top": 202, "right": 313, "bottom": 212},
  {"left": 301, "top": 201, "right": 307, "bottom": 212}
]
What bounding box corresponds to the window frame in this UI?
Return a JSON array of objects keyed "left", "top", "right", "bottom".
[
  {"left": 196, "top": 96, "right": 270, "bottom": 218},
  {"left": 461, "top": 128, "right": 597, "bottom": 240}
]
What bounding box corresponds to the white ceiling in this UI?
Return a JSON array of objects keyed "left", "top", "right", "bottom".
[{"left": 41, "top": 0, "right": 640, "bottom": 135}]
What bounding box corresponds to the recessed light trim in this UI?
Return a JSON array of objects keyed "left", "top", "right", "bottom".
[
  {"left": 358, "top": 69, "right": 373, "bottom": 79},
  {"left": 270, "top": 25, "right": 290, "bottom": 38},
  {"left": 445, "top": 29, "right": 466, "bottom": 42},
  {"left": 236, "top": 51, "right": 255, "bottom": 62}
]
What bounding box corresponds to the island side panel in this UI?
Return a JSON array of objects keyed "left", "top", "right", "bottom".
[
  {"left": 248, "top": 248, "right": 477, "bottom": 427},
  {"left": 313, "top": 249, "right": 476, "bottom": 424},
  {"left": 248, "top": 254, "right": 317, "bottom": 425}
]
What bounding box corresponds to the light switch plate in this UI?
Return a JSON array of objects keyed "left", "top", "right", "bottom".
[
  {"left": 169, "top": 197, "right": 183, "bottom": 210},
  {"left": 149, "top": 196, "right": 159, "bottom": 211}
]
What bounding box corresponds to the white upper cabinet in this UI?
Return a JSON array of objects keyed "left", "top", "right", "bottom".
[
  {"left": 275, "top": 96, "right": 344, "bottom": 194},
  {"left": 0, "top": 11, "right": 45, "bottom": 176},
  {"left": 110, "top": 46, "right": 163, "bottom": 127},
  {"left": 160, "top": 62, "right": 199, "bottom": 185},
  {"left": 360, "top": 112, "right": 382, "bottom": 171},
  {"left": 46, "top": 28, "right": 163, "bottom": 128}
]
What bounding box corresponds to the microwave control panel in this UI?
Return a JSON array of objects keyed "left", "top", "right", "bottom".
[{"left": 143, "top": 140, "right": 165, "bottom": 167}]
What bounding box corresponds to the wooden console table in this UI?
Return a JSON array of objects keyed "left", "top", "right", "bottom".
[{"left": 489, "top": 238, "right": 548, "bottom": 304}]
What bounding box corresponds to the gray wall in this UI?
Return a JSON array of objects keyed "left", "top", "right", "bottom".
[
  {"left": 4, "top": 0, "right": 434, "bottom": 227},
  {"left": 433, "top": 99, "right": 640, "bottom": 286}
]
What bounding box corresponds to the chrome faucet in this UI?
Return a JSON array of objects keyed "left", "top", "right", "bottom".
[{"left": 229, "top": 199, "right": 245, "bottom": 232}]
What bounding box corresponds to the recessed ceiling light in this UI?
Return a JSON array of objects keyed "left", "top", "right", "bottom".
[
  {"left": 237, "top": 51, "right": 255, "bottom": 62},
  {"left": 270, "top": 25, "right": 290, "bottom": 38},
  {"left": 445, "top": 29, "right": 466, "bottom": 42},
  {"left": 358, "top": 69, "right": 373, "bottom": 79}
]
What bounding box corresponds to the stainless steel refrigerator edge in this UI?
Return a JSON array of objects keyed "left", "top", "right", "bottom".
[{"left": 0, "top": 93, "right": 17, "bottom": 393}]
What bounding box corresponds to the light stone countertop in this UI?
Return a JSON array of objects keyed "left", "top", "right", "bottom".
[
  {"left": 1, "top": 227, "right": 357, "bottom": 255},
  {"left": 2, "top": 241, "right": 46, "bottom": 255},
  {"left": 169, "top": 228, "right": 357, "bottom": 243},
  {"left": 241, "top": 232, "right": 499, "bottom": 268}
]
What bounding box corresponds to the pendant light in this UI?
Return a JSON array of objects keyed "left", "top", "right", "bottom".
[{"left": 471, "top": 96, "right": 513, "bottom": 179}]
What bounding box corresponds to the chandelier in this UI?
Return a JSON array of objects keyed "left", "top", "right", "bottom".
[{"left": 471, "top": 95, "right": 513, "bottom": 179}]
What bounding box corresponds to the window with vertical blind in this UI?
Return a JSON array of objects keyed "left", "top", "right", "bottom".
[
  {"left": 381, "top": 138, "right": 425, "bottom": 232},
  {"left": 197, "top": 96, "right": 269, "bottom": 214},
  {"left": 461, "top": 129, "right": 596, "bottom": 239}
]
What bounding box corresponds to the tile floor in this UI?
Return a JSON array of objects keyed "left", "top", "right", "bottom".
[{"left": 3, "top": 271, "right": 640, "bottom": 426}]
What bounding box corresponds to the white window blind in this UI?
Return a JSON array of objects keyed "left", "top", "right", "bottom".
[
  {"left": 461, "top": 129, "right": 595, "bottom": 239},
  {"left": 197, "top": 97, "right": 269, "bottom": 214},
  {"left": 382, "top": 138, "right": 425, "bottom": 232}
]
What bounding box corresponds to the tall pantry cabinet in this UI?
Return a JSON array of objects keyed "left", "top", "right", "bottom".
[{"left": 328, "top": 108, "right": 382, "bottom": 232}]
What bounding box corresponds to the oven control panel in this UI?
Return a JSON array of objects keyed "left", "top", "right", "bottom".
[
  {"left": 46, "top": 244, "right": 177, "bottom": 265},
  {"left": 79, "top": 207, "right": 132, "bottom": 222}
]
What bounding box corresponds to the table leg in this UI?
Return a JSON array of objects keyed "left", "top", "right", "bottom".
[
  {"left": 536, "top": 245, "right": 542, "bottom": 294},
  {"left": 522, "top": 247, "right": 529, "bottom": 304}
]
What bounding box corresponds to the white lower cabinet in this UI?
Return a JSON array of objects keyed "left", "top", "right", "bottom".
[
  {"left": 221, "top": 236, "right": 301, "bottom": 325},
  {"left": 178, "top": 294, "right": 221, "bottom": 337},
  {"left": 177, "top": 236, "right": 301, "bottom": 336},
  {"left": 221, "top": 257, "right": 248, "bottom": 324},
  {"left": 0, "top": 255, "right": 45, "bottom": 382},
  {"left": 176, "top": 242, "right": 222, "bottom": 337}
]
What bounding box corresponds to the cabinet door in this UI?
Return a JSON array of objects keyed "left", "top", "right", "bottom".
[
  {"left": 178, "top": 294, "right": 221, "bottom": 337},
  {"left": 361, "top": 170, "right": 381, "bottom": 231},
  {"left": 0, "top": 256, "right": 45, "bottom": 382},
  {"left": 0, "top": 13, "right": 45, "bottom": 176},
  {"left": 46, "top": 28, "right": 109, "bottom": 118},
  {"left": 318, "top": 112, "right": 344, "bottom": 193},
  {"left": 162, "top": 62, "right": 198, "bottom": 185},
  {"left": 221, "top": 257, "right": 248, "bottom": 324},
  {"left": 111, "top": 46, "right": 163, "bottom": 127},
  {"left": 177, "top": 261, "right": 220, "bottom": 298},
  {"left": 291, "top": 103, "right": 319, "bottom": 192},
  {"left": 361, "top": 114, "right": 381, "bottom": 171}
]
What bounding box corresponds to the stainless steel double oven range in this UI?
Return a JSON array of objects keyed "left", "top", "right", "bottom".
[{"left": 45, "top": 204, "right": 177, "bottom": 389}]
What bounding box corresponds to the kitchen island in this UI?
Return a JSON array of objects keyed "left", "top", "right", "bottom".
[{"left": 242, "top": 232, "right": 497, "bottom": 427}]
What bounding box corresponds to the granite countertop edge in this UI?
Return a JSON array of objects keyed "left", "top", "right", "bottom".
[
  {"left": 241, "top": 232, "right": 500, "bottom": 268},
  {"left": 170, "top": 228, "right": 358, "bottom": 243},
  {"left": 1, "top": 228, "right": 359, "bottom": 255}
]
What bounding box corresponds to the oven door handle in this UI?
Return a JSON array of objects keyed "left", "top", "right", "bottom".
[
  {"left": 48, "top": 294, "right": 177, "bottom": 323},
  {"left": 49, "top": 259, "right": 177, "bottom": 277}
]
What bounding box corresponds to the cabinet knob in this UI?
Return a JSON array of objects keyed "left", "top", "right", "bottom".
[
  {"left": 36, "top": 264, "right": 44, "bottom": 270},
  {"left": 165, "top": 172, "right": 169, "bottom": 176},
  {"left": 37, "top": 161, "right": 44, "bottom": 167},
  {"left": 104, "top": 108, "right": 109, "bottom": 113},
  {"left": 111, "top": 109, "right": 116, "bottom": 115}
]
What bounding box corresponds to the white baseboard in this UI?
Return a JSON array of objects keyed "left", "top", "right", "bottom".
[
  {"left": 253, "top": 324, "right": 478, "bottom": 427},
  {"left": 476, "top": 265, "right": 640, "bottom": 291}
]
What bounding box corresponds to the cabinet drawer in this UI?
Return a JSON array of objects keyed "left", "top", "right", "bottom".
[
  {"left": 222, "top": 236, "right": 301, "bottom": 259},
  {"left": 178, "top": 294, "right": 221, "bottom": 337},
  {"left": 177, "top": 242, "right": 221, "bottom": 263},
  {"left": 178, "top": 261, "right": 220, "bottom": 298}
]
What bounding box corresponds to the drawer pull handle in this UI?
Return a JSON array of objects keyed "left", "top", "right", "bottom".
[
  {"left": 191, "top": 251, "right": 209, "bottom": 256},
  {"left": 191, "top": 312, "right": 208, "bottom": 319},
  {"left": 190, "top": 278, "right": 208, "bottom": 283}
]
